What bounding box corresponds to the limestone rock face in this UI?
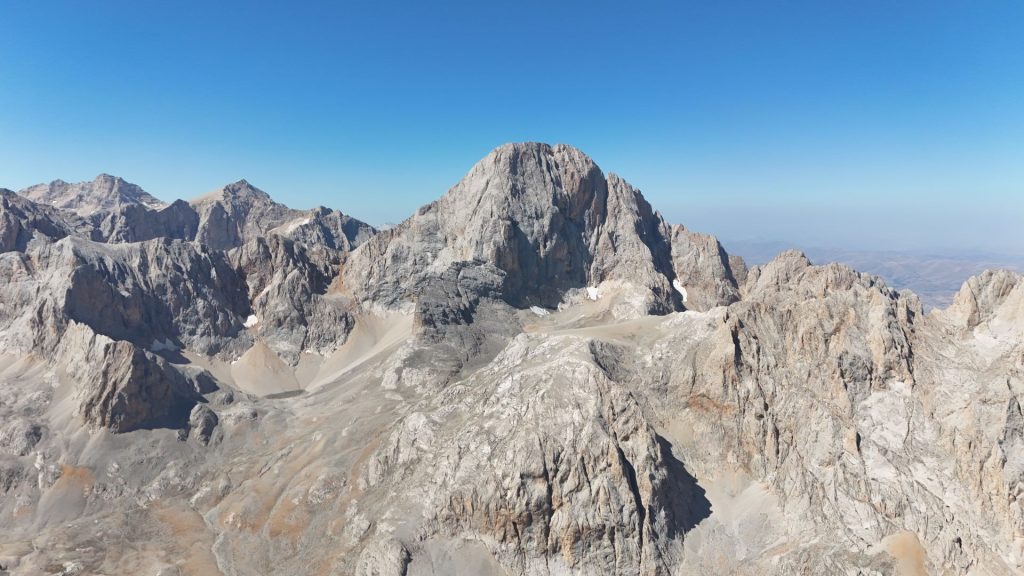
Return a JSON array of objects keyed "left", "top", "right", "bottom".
[
  {"left": 230, "top": 234, "right": 353, "bottom": 361},
  {"left": 361, "top": 335, "right": 710, "bottom": 575},
  {"left": 669, "top": 224, "right": 745, "bottom": 311},
  {"left": 0, "top": 232, "right": 249, "bottom": 435},
  {"left": 91, "top": 199, "right": 200, "bottom": 243},
  {"left": 0, "top": 143, "right": 1022, "bottom": 576},
  {"left": 945, "top": 268, "right": 1024, "bottom": 330},
  {"left": 20, "top": 173, "right": 166, "bottom": 216},
  {"left": 58, "top": 323, "right": 204, "bottom": 432},
  {"left": 0, "top": 234, "right": 251, "bottom": 355},
  {"left": 185, "top": 180, "right": 377, "bottom": 254},
  {"left": 232, "top": 234, "right": 337, "bottom": 304},
  {"left": 191, "top": 179, "right": 305, "bottom": 251},
  {"left": 0, "top": 173, "right": 375, "bottom": 443},
  {"left": 0, "top": 188, "right": 91, "bottom": 253},
  {"left": 271, "top": 205, "right": 376, "bottom": 251},
  {"left": 409, "top": 260, "right": 519, "bottom": 377},
  {"left": 53, "top": 236, "right": 251, "bottom": 356},
  {"left": 342, "top": 143, "right": 680, "bottom": 315},
  {"left": 185, "top": 404, "right": 220, "bottom": 445}
]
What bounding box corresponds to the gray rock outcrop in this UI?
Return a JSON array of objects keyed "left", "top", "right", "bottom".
[
  {"left": 230, "top": 234, "right": 354, "bottom": 361},
  {"left": 38, "top": 236, "right": 250, "bottom": 356},
  {"left": 0, "top": 188, "right": 91, "bottom": 253},
  {"left": 669, "top": 224, "right": 744, "bottom": 311},
  {"left": 191, "top": 179, "right": 307, "bottom": 251},
  {"left": 271, "top": 205, "right": 376, "bottom": 251},
  {"left": 91, "top": 199, "right": 200, "bottom": 243},
  {"left": 59, "top": 322, "right": 203, "bottom": 432}
]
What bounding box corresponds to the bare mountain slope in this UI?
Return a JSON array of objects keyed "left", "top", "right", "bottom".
[
  {"left": 20, "top": 174, "right": 166, "bottom": 216},
  {"left": 0, "top": 188, "right": 93, "bottom": 253},
  {"left": 341, "top": 143, "right": 737, "bottom": 317},
  {"left": 0, "top": 144, "right": 1021, "bottom": 575}
]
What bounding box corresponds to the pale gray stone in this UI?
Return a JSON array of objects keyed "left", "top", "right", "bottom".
[{"left": 0, "top": 144, "right": 1020, "bottom": 576}]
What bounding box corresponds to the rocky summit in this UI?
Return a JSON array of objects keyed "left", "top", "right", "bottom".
[{"left": 0, "top": 143, "right": 1021, "bottom": 575}]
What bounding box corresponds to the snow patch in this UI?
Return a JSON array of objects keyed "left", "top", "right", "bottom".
[
  {"left": 530, "top": 306, "right": 550, "bottom": 317},
  {"left": 672, "top": 279, "right": 688, "bottom": 303},
  {"left": 119, "top": 290, "right": 131, "bottom": 298},
  {"left": 586, "top": 286, "right": 601, "bottom": 301},
  {"left": 243, "top": 314, "right": 259, "bottom": 328}
]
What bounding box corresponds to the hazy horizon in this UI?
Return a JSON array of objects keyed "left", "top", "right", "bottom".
[
  {"left": 7, "top": 159, "right": 1022, "bottom": 263},
  {"left": 2, "top": 1, "right": 1021, "bottom": 255}
]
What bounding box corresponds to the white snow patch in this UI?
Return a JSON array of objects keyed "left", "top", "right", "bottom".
[
  {"left": 586, "top": 286, "right": 601, "bottom": 301},
  {"left": 243, "top": 314, "right": 259, "bottom": 328},
  {"left": 119, "top": 290, "right": 131, "bottom": 298},
  {"left": 672, "top": 279, "right": 688, "bottom": 303},
  {"left": 530, "top": 306, "right": 550, "bottom": 317}
]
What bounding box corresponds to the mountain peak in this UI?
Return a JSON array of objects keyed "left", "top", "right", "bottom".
[
  {"left": 488, "top": 141, "right": 588, "bottom": 157},
  {"left": 18, "top": 174, "right": 165, "bottom": 216},
  {"left": 225, "top": 179, "right": 269, "bottom": 197},
  {"left": 476, "top": 141, "right": 595, "bottom": 172},
  {"left": 191, "top": 179, "right": 272, "bottom": 205},
  {"left": 945, "top": 268, "right": 1024, "bottom": 328},
  {"left": 446, "top": 142, "right": 604, "bottom": 213},
  {"left": 343, "top": 142, "right": 696, "bottom": 314}
]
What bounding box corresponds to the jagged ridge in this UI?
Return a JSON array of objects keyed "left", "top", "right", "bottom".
[{"left": 0, "top": 143, "right": 1020, "bottom": 575}]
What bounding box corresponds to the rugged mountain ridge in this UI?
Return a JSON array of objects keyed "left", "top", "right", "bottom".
[
  {"left": 0, "top": 143, "right": 1021, "bottom": 575},
  {"left": 0, "top": 176, "right": 374, "bottom": 431},
  {"left": 341, "top": 143, "right": 736, "bottom": 316},
  {"left": 20, "top": 173, "right": 166, "bottom": 216},
  {"left": 19, "top": 174, "right": 377, "bottom": 250},
  {"left": 0, "top": 188, "right": 93, "bottom": 252}
]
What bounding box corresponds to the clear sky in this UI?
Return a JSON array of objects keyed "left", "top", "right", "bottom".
[{"left": 2, "top": 1, "right": 1022, "bottom": 254}]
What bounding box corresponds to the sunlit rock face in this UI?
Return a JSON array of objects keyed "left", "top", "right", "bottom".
[
  {"left": 19, "top": 173, "right": 167, "bottom": 217},
  {"left": 341, "top": 143, "right": 692, "bottom": 316},
  {"left": 0, "top": 144, "right": 1020, "bottom": 575}
]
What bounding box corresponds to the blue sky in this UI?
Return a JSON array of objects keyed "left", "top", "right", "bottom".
[{"left": 1, "top": 1, "right": 1021, "bottom": 254}]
